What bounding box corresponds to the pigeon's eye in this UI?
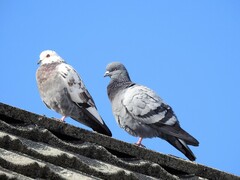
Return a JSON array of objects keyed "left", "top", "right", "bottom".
[{"left": 46, "top": 54, "right": 50, "bottom": 58}]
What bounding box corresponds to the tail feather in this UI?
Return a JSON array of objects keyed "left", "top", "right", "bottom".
[
  {"left": 71, "top": 107, "right": 112, "bottom": 137},
  {"left": 164, "top": 135, "right": 196, "bottom": 161},
  {"left": 158, "top": 124, "right": 199, "bottom": 146}
]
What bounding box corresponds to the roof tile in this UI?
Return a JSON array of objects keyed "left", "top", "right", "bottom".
[{"left": 0, "top": 102, "right": 239, "bottom": 180}]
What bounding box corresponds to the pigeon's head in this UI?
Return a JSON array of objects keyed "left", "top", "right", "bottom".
[
  {"left": 38, "top": 50, "right": 64, "bottom": 65},
  {"left": 104, "top": 62, "right": 131, "bottom": 81}
]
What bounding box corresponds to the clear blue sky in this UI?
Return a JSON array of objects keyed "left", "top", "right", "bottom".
[{"left": 1, "top": 0, "right": 239, "bottom": 176}]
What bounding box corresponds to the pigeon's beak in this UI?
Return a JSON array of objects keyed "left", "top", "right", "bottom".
[
  {"left": 104, "top": 71, "right": 110, "bottom": 77},
  {"left": 37, "top": 59, "right": 42, "bottom": 65}
]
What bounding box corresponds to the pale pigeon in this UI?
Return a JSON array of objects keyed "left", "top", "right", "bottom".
[{"left": 36, "top": 50, "right": 112, "bottom": 136}]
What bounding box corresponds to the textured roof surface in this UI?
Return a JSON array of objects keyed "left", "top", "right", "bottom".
[{"left": 0, "top": 102, "right": 239, "bottom": 180}]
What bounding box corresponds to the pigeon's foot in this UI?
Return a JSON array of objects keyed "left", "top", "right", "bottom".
[
  {"left": 135, "top": 143, "right": 146, "bottom": 148},
  {"left": 52, "top": 117, "right": 66, "bottom": 123},
  {"left": 134, "top": 137, "right": 146, "bottom": 148},
  {"left": 60, "top": 116, "right": 66, "bottom": 122}
]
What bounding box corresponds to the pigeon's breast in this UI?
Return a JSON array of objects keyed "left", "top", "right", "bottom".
[
  {"left": 36, "top": 63, "right": 61, "bottom": 87},
  {"left": 36, "top": 62, "right": 69, "bottom": 114}
]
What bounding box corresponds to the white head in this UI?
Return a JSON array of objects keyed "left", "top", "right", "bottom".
[{"left": 38, "top": 50, "right": 64, "bottom": 65}]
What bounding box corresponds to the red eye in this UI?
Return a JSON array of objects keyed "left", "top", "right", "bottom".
[{"left": 46, "top": 54, "right": 50, "bottom": 58}]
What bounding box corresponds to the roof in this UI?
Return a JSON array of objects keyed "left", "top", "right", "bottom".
[{"left": 0, "top": 102, "right": 239, "bottom": 180}]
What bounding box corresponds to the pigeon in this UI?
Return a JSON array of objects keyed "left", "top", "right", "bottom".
[
  {"left": 104, "top": 62, "right": 199, "bottom": 160},
  {"left": 36, "top": 50, "right": 112, "bottom": 136}
]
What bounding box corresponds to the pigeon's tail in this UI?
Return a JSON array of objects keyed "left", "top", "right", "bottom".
[
  {"left": 158, "top": 123, "right": 199, "bottom": 146},
  {"left": 72, "top": 107, "right": 112, "bottom": 137},
  {"left": 163, "top": 135, "right": 196, "bottom": 161}
]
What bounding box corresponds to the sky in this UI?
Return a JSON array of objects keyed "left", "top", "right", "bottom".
[{"left": 1, "top": 0, "right": 240, "bottom": 176}]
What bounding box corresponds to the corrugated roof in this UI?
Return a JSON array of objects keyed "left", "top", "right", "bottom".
[{"left": 0, "top": 102, "right": 239, "bottom": 180}]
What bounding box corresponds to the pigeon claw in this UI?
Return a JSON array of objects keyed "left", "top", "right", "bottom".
[
  {"left": 134, "top": 137, "right": 146, "bottom": 148},
  {"left": 60, "top": 116, "right": 66, "bottom": 122},
  {"left": 134, "top": 143, "right": 146, "bottom": 148}
]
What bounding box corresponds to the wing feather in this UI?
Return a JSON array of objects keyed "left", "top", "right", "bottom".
[
  {"left": 122, "top": 85, "right": 177, "bottom": 126},
  {"left": 57, "top": 63, "right": 103, "bottom": 124}
]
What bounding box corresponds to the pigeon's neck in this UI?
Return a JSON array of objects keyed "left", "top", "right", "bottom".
[
  {"left": 40, "top": 62, "right": 62, "bottom": 69},
  {"left": 107, "top": 78, "right": 134, "bottom": 102}
]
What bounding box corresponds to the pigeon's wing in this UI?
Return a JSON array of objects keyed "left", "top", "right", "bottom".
[
  {"left": 122, "top": 85, "right": 198, "bottom": 145},
  {"left": 122, "top": 85, "right": 177, "bottom": 125},
  {"left": 57, "top": 63, "right": 112, "bottom": 136}
]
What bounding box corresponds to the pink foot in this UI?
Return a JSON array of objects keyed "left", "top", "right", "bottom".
[
  {"left": 135, "top": 137, "right": 146, "bottom": 148},
  {"left": 60, "top": 116, "right": 67, "bottom": 122}
]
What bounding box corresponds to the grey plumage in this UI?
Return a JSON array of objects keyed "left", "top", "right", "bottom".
[
  {"left": 104, "top": 62, "right": 199, "bottom": 160},
  {"left": 36, "top": 50, "right": 112, "bottom": 136}
]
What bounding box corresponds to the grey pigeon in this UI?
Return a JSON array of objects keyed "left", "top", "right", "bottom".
[
  {"left": 104, "top": 62, "right": 199, "bottom": 160},
  {"left": 36, "top": 50, "right": 112, "bottom": 136}
]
